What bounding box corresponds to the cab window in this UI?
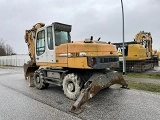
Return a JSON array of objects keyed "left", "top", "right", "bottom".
[
  {"left": 55, "top": 31, "right": 69, "bottom": 46},
  {"left": 36, "top": 30, "right": 45, "bottom": 56},
  {"left": 47, "top": 26, "right": 54, "bottom": 50}
]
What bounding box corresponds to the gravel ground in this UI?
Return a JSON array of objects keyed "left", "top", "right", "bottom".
[{"left": 0, "top": 67, "right": 160, "bottom": 120}]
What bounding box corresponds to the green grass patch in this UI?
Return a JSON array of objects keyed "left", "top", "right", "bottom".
[
  {"left": 127, "top": 81, "right": 160, "bottom": 93},
  {"left": 125, "top": 73, "right": 160, "bottom": 79}
]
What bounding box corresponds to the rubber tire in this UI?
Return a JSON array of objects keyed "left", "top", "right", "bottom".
[
  {"left": 62, "top": 73, "right": 82, "bottom": 101},
  {"left": 34, "top": 70, "right": 49, "bottom": 90}
]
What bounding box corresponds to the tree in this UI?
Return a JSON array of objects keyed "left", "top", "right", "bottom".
[
  {"left": 0, "top": 39, "right": 6, "bottom": 56},
  {"left": 0, "top": 39, "right": 16, "bottom": 56}
]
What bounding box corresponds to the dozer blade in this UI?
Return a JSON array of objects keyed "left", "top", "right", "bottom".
[{"left": 70, "top": 71, "right": 128, "bottom": 113}]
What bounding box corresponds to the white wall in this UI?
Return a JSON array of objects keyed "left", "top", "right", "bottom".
[{"left": 0, "top": 54, "right": 30, "bottom": 66}]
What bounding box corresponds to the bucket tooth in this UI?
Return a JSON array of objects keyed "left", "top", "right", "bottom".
[{"left": 70, "top": 88, "right": 90, "bottom": 112}]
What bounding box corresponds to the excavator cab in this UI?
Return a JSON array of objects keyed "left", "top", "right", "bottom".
[
  {"left": 24, "top": 22, "right": 71, "bottom": 81},
  {"left": 35, "top": 22, "right": 71, "bottom": 64}
]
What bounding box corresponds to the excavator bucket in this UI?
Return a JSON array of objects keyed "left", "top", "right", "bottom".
[
  {"left": 70, "top": 71, "right": 128, "bottom": 113},
  {"left": 23, "top": 61, "right": 39, "bottom": 80},
  {"left": 23, "top": 62, "right": 39, "bottom": 87}
]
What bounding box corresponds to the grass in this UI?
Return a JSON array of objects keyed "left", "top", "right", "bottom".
[
  {"left": 125, "top": 73, "right": 160, "bottom": 79},
  {"left": 127, "top": 81, "right": 160, "bottom": 93}
]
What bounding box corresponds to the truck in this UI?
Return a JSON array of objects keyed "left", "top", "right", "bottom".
[{"left": 24, "top": 22, "right": 128, "bottom": 112}]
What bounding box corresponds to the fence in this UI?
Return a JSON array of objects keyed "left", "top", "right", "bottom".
[{"left": 0, "top": 55, "right": 30, "bottom": 67}]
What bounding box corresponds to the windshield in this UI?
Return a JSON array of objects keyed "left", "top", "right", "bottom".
[{"left": 55, "top": 31, "right": 70, "bottom": 46}]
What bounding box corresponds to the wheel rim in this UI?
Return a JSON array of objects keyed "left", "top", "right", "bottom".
[{"left": 67, "top": 82, "right": 75, "bottom": 92}]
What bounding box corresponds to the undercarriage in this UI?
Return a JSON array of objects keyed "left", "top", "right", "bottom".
[
  {"left": 24, "top": 64, "right": 128, "bottom": 112},
  {"left": 117, "top": 60, "right": 154, "bottom": 72}
]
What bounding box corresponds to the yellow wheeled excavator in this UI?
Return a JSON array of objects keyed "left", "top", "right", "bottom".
[
  {"left": 113, "top": 31, "right": 154, "bottom": 72},
  {"left": 24, "top": 22, "right": 128, "bottom": 112}
]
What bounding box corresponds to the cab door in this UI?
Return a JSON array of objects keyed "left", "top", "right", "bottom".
[
  {"left": 35, "top": 26, "right": 56, "bottom": 64},
  {"left": 35, "top": 29, "right": 47, "bottom": 63},
  {"left": 46, "top": 26, "right": 56, "bottom": 63}
]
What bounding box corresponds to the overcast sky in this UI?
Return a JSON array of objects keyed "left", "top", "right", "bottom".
[{"left": 0, "top": 0, "right": 160, "bottom": 54}]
